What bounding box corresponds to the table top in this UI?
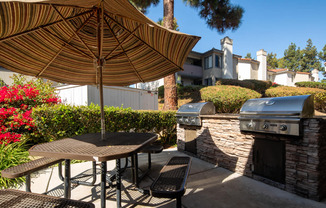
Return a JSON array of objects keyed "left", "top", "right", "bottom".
[{"left": 29, "top": 132, "right": 157, "bottom": 162}]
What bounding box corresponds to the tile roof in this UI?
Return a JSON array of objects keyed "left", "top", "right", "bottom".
[{"left": 268, "top": 68, "right": 288, "bottom": 72}]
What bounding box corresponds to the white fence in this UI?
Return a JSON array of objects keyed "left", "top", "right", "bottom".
[{"left": 57, "top": 85, "right": 158, "bottom": 110}]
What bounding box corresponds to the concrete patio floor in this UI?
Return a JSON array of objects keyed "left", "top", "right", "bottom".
[{"left": 17, "top": 148, "right": 326, "bottom": 208}]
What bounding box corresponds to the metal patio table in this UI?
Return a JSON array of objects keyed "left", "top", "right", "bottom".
[{"left": 29, "top": 132, "right": 157, "bottom": 208}]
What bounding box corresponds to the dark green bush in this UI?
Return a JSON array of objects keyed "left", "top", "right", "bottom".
[
  {"left": 245, "top": 79, "right": 272, "bottom": 94},
  {"left": 216, "top": 79, "right": 272, "bottom": 94},
  {"left": 216, "top": 79, "right": 254, "bottom": 90},
  {"left": 158, "top": 84, "right": 204, "bottom": 99},
  {"left": 200, "top": 85, "right": 262, "bottom": 113},
  {"left": 0, "top": 142, "right": 30, "bottom": 188},
  {"left": 265, "top": 86, "right": 326, "bottom": 112},
  {"left": 158, "top": 85, "right": 164, "bottom": 98},
  {"left": 295, "top": 81, "right": 326, "bottom": 90},
  {"left": 32, "top": 104, "right": 177, "bottom": 144}
]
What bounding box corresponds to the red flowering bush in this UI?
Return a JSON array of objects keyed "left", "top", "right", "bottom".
[{"left": 0, "top": 75, "right": 60, "bottom": 144}]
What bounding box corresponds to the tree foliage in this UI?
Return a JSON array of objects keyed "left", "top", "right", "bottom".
[
  {"left": 300, "top": 39, "right": 322, "bottom": 72},
  {"left": 245, "top": 53, "right": 252, "bottom": 59},
  {"left": 319, "top": 44, "right": 326, "bottom": 75},
  {"left": 269, "top": 39, "right": 324, "bottom": 73},
  {"left": 267, "top": 52, "right": 278, "bottom": 69},
  {"left": 281, "top": 42, "right": 302, "bottom": 71},
  {"left": 157, "top": 17, "right": 179, "bottom": 31}
]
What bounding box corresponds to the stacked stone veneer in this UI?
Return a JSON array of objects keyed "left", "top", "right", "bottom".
[{"left": 177, "top": 114, "right": 326, "bottom": 201}]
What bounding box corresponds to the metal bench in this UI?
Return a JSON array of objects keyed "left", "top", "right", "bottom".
[
  {"left": 1, "top": 157, "right": 64, "bottom": 192},
  {"left": 140, "top": 144, "right": 163, "bottom": 170},
  {"left": 150, "top": 156, "right": 191, "bottom": 208},
  {"left": 0, "top": 189, "right": 94, "bottom": 208}
]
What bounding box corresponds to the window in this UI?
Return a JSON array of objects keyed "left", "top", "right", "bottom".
[
  {"left": 204, "top": 55, "right": 213, "bottom": 69},
  {"left": 204, "top": 78, "right": 212, "bottom": 86},
  {"left": 215, "top": 55, "right": 220, "bottom": 68}
]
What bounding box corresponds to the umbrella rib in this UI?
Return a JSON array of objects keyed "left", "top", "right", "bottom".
[
  {"left": 103, "top": 25, "right": 141, "bottom": 61},
  {"left": 41, "top": 28, "right": 93, "bottom": 60},
  {"left": 36, "top": 11, "right": 95, "bottom": 77},
  {"left": 51, "top": 5, "right": 97, "bottom": 60},
  {"left": 0, "top": 10, "right": 93, "bottom": 43},
  {"left": 104, "top": 20, "right": 144, "bottom": 82},
  {"left": 104, "top": 13, "right": 183, "bottom": 71},
  {"left": 106, "top": 44, "right": 143, "bottom": 61}
]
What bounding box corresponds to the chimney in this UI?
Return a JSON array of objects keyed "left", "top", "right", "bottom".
[
  {"left": 220, "top": 37, "right": 233, "bottom": 79},
  {"left": 256, "top": 49, "right": 267, "bottom": 80}
]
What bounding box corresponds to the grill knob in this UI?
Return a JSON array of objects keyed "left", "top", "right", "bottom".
[
  {"left": 191, "top": 118, "right": 196, "bottom": 124},
  {"left": 262, "top": 123, "right": 269, "bottom": 129},
  {"left": 247, "top": 123, "right": 253, "bottom": 128},
  {"left": 280, "top": 125, "right": 287, "bottom": 131},
  {"left": 185, "top": 118, "right": 189, "bottom": 123}
]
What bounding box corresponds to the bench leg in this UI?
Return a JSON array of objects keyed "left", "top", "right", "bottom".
[
  {"left": 25, "top": 174, "right": 31, "bottom": 192},
  {"left": 101, "top": 161, "right": 107, "bottom": 208},
  {"left": 131, "top": 154, "right": 139, "bottom": 187},
  {"left": 116, "top": 159, "right": 121, "bottom": 208},
  {"left": 148, "top": 153, "right": 152, "bottom": 170},
  {"left": 64, "top": 159, "right": 71, "bottom": 199},
  {"left": 176, "top": 196, "right": 182, "bottom": 208}
]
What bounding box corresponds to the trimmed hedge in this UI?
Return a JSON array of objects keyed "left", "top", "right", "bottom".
[
  {"left": 295, "top": 81, "right": 326, "bottom": 90},
  {"left": 216, "top": 79, "right": 272, "bottom": 94},
  {"left": 200, "top": 85, "right": 262, "bottom": 113},
  {"left": 158, "top": 84, "right": 204, "bottom": 99},
  {"left": 32, "top": 104, "right": 177, "bottom": 144},
  {"left": 265, "top": 86, "right": 326, "bottom": 112}
]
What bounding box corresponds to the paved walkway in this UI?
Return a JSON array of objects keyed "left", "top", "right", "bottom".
[{"left": 17, "top": 148, "right": 326, "bottom": 208}]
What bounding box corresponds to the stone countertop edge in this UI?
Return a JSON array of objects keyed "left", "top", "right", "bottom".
[
  {"left": 200, "top": 114, "right": 239, "bottom": 119},
  {"left": 199, "top": 114, "right": 326, "bottom": 120}
]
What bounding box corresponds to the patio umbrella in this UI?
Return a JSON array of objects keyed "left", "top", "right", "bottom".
[{"left": 0, "top": 0, "right": 200, "bottom": 140}]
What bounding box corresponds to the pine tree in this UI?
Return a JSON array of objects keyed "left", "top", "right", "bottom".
[
  {"left": 245, "top": 53, "right": 252, "bottom": 59},
  {"left": 319, "top": 44, "right": 326, "bottom": 75},
  {"left": 282, "top": 43, "right": 302, "bottom": 71},
  {"left": 267, "top": 52, "right": 278, "bottom": 69},
  {"left": 300, "top": 39, "right": 322, "bottom": 72}
]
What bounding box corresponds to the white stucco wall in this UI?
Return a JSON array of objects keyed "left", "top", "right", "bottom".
[
  {"left": 273, "top": 73, "right": 295, "bottom": 86},
  {"left": 57, "top": 85, "right": 158, "bottom": 110},
  {"left": 238, "top": 62, "right": 251, "bottom": 80}
]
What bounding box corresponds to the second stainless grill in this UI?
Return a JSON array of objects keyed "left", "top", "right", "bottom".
[
  {"left": 239, "top": 95, "right": 314, "bottom": 136},
  {"left": 176, "top": 102, "right": 215, "bottom": 126}
]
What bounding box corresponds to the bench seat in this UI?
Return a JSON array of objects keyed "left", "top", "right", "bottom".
[
  {"left": 1, "top": 157, "right": 64, "bottom": 179},
  {"left": 1, "top": 157, "right": 64, "bottom": 192},
  {"left": 0, "top": 189, "right": 94, "bottom": 208},
  {"left": 150, "top": 156, "right": 191, "bottom": 208}
]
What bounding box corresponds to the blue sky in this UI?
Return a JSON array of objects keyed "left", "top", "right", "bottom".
[{"left": 145, "top": 0, "right": 326, "bottom": 63}]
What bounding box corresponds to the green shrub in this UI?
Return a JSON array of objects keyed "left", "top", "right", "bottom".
[
  {"left": 158, "top": 84, "right": 203, "bottom": 99},
  {"left": 295, "top": 81, "right": 326, "bottom": 90},
  {"left": 200, "top": 85, "right": 262, "bottom": 113},
  {"left": 245, "top": 79, "right": 273, "bottom": 94},
  {"left": 265, "top": 86, "right": 326, "bottom": 112},
  {"left": 0, "top": 142, "right": 30, "bottom": 188},
  {"left": 216, "top": 79, "right": 254, "bottom": 90},
  {"left": 216, "top": 79, "right": 272, "bottom": 94},
  {"left": 158, "top": 85, "right": 164, "bottom": 98},
  {"left": 32, "top": 104, "right": 177, "bottom": 145}
]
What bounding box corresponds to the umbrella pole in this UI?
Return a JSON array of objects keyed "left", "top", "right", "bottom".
[{"left": 99, "top": 59, "right": 105, "bottom": 141}]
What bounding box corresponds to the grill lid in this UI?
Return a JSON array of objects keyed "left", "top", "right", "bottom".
[
  {"left": 176, "top": 102, "right": 215, "bottom": 126},
  {"left": 240, "top": 95, "right": 314, "bottom": 118},
  {"left": 177, "top": 102, "right": 215, "bottom": 116}
]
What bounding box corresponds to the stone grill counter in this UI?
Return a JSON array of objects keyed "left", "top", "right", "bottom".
[{"left": 177, "top": 114, "right": 326, "bottom": 201}]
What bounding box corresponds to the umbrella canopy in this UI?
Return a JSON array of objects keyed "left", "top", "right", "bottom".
[
  {"left": 0, "top": 0, "right": 200, "bottom": 86},
  {"left": 0, "top": 0, "right": 200, "bottom": 140}
]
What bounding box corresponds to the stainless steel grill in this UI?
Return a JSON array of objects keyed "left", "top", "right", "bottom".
[
  {"left": 176, "top": 102, "right": 215, "bottom": 126},
  {"left": 239, "top": 95, "right": 314, "bottom": 136}
]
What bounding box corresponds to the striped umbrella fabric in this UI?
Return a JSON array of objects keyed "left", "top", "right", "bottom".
[{"left": 0, "top": 0, "right": 200, "bottom": 86}]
